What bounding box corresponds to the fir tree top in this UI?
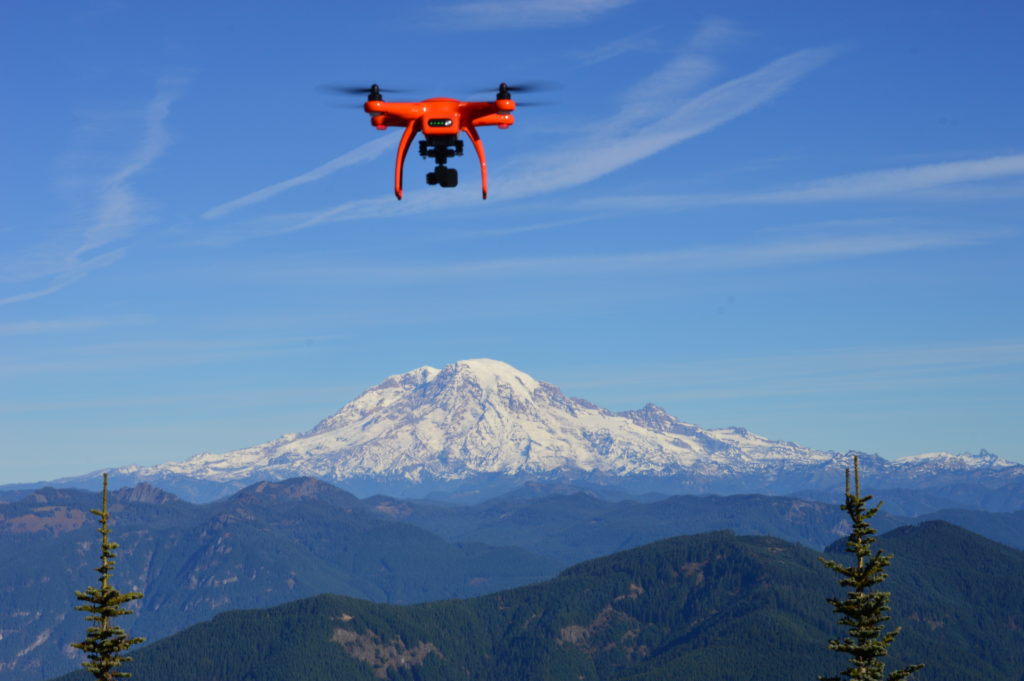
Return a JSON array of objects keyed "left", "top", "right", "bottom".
[
  {"left": 71, "top": 473, "right": 145, "bottom": 680},
  {"left": 818, "top": 456, "right": 923, "bottom": 681}
]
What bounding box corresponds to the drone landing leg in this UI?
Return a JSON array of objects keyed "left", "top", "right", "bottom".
[
  {"left": 394, "top": 121, "right": 419, "bottom": 200},
  {"left": 463, "top": 125, "right": 488, "bottom": 199}
]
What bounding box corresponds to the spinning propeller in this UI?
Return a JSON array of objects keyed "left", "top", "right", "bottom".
[
  {"left": 488, "top": 82, "right": 555, "bottom": 106},
  {"left": 317, "top": 83, "right": 407, "bottom": 101},
  {"left": 491, "top": 81, "right": 553, "bottom": 96}
]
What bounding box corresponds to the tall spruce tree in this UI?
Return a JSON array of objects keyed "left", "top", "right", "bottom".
[
  {"left": 818, "top": 456, "right": 923, "bottom": 681},
  {"left": 72, "top": 473, "right": 145, "bottom": 680}
]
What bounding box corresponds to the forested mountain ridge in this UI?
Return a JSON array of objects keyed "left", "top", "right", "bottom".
[
  {"left": 9, "top": 477, "right": 1023, "bottom": 680},
  {"left": 50, "top": 522, "right": 1024, "bottom": 681},
  {"left": 0, "top": 479, "right": 558, "bottom": 681}
]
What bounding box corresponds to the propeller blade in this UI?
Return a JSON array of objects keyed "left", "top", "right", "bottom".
[
  {"left": 316, "top": 84, "right": 410, "bottom": 96},
  {"left": 474, "top": 81, "right": 557, "bottom": 95},
  {"left": 501, "top": 81, "right": 556, "bottom": 93}
]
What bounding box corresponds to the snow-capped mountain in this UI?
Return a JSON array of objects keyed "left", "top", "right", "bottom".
[
  {"left": 115, "top": 359, "right": 847, "bottom": 489},
  {"left": 16, "top": 359, "right": 1024, "bottom": 505}
]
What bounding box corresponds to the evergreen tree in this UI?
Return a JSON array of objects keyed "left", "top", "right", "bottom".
[
  {"left": 71, "top": 473, "right": 145, "bottom": 680},
  {"left": 819, "top": 456, "right": 923, "bottom": 681}
]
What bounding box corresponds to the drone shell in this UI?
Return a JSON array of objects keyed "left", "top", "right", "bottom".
[{"left": 364, "top": 95, "right": 517, "bottom": 198}]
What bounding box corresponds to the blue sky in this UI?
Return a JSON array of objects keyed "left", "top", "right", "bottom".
[{"left": 2, "top": 0, "right": 1023, "bottom": 484}]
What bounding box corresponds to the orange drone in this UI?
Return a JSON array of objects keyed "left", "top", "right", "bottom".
[{"left": 327, "top": 83, "right": 536, "bottom": 200}]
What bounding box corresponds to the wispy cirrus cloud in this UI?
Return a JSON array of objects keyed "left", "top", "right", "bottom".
[
  {"left": 257, "top": 227, "right": 1007, "bottom": 284},
  {"left": 584, "top": 153, "right": 1024, "bottom": 211},
  {"left": 572, "top": 19, "right": 737, "bottom": 67},
  {"left": 686, "top": 17, "right": 742, "bottom": 52},
  {"left": 245, "top": 44, "right": 836, "bottom": 235},
  {"left": 499, "top": 47, "right": 836, "bottom": 199},
  {"left": 385, "top": 228, "right": 1005, "bottom": 280},
  {"left": 438, "top": 0, "right": 635, "bottom": 29},
  {"left": 0, "top": 315, "right": 147, "bottom": 337},
  {"left": 742, "top": 153, "right": 1024, "bottom": 203},
  {"left": 202, "top": 132, "right": 400, "bottom": 219},
  {"left": 574, "top": 30, "right": 658, "bottom": 64},
  {"left": 196, "top": 22, "right": 834, "bottom": 240},
  {"left": 1, "top": 78, "right": 184, "bottom": 306},
  {"left": 0, "top": 249, "right": 125, "bottom": 306},
  {"left": 74, "top": 80, "right": 183, "bottom": 257}
]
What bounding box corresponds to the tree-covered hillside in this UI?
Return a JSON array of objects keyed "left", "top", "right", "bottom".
[
  {"left": 10, "top": 477, "right": 1024, "bottom": 680},
  {"left": 0, "top": 479, "right": 558, "bottom": 681},
  {"left": 51, "top": 522, "right": 1024, "bottom": 681}
]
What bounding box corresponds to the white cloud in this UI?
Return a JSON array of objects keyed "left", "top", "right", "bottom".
[
  {"left": 256, "top": 227, "right": 1006, "bottom": 284},
  {"left": 267, "top": 45, "right": 836, "bottom": 235},
  {"left": 75, "top": 78, "right": 183, "bottom": 258},
  {"left": 0, "top": 249, "right": 125, "bottom": 306},
  {"left": 574, "top": 30, "right": 658, "bottom": 64},
  {"left": 202, "top": 132, "right": 401, "bottom": 219},
  {"left": 382, "top": 228, "right": 1003, "bottom": 280},
  {"left": 584, "top": 154, "right": 1024, "bottom": 211},
  {"left": 1, "top": 79, "right": 183, "bottom": 306},
  {"left": 439, "top": 0, "right": 635, "bottom": 29},
  {"left": 606, "top": 53, "right": 720, "bottom": 128},
  {"left": 686, "top": 17, "right": 742, "bottom": 52},
  {"left": 741, "top": 154, "right": 1024, "bottom": 203},
  {"left": 498, "top": 47, "right": 836, "bottom": 199}
]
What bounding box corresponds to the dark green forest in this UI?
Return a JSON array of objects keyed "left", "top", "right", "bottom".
[
  {"left": 52, "top": 522, "right": 1024, "bottom": 681},
  {"left": 0, "top": 480, "right": 558, "bottom": 681}
]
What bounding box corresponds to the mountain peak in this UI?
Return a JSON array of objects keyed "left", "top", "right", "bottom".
[
  {"left": 375, "top": 365, "right": 441, "bottom": 390},
  {"left": 227, "top": 477, "right": 360, "bottom": 507},
  {"left": 117, "top": 358, "right": 839, "bottom": 492},
  {"left": 620, "top": 403, "right": 680, "bottom": 432},
  {"left": 47, "top": 358, "right": 1019, "bottom": 505},
  {"left": 436, "top": 358, "right": 543, "bottom": 397}
]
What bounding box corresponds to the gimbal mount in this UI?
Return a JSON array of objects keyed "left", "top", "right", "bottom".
[{"left": 420, "top": 135, "right": 463, "bottom": 187}]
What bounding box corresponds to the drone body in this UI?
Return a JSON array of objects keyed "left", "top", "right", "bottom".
[{"left": 360, "top": 84, "right": 518, "bottom": 200}]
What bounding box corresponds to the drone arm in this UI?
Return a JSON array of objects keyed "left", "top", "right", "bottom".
[
  {"left": 463, "top": 124, "right": 488, "bottom": 200},
  {"left": 394, "top": 120, "right": 419, "bottom": 200},
  {"left": 366, "top": 101, "right": 426, "bottom": 119},
  {"left": 471, "top": 112, "right": 514, "bottom": 128}
]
